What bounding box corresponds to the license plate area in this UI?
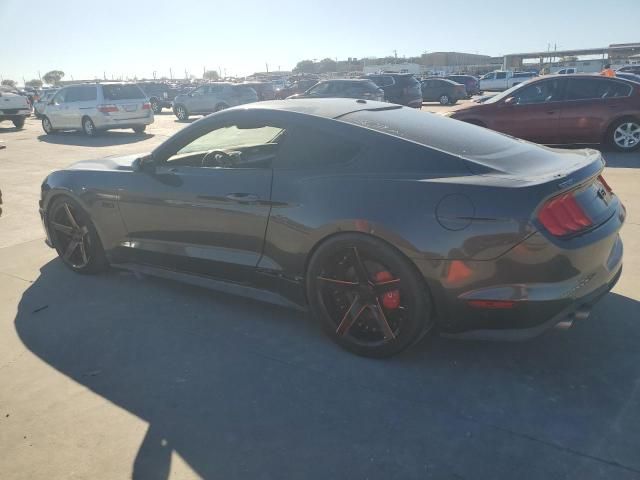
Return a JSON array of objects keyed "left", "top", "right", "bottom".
[{"left": 123, "top": 104, "right": 137, "bottom": 112}]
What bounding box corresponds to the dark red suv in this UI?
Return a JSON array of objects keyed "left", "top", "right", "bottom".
[{"left": 449, "top": 75, "right": 640, "bottom": 152}]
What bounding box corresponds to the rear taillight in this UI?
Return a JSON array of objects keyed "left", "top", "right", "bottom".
[
  {"left": 538, "top": 191, "right": 593, "bottom": 237},
  {"left": 142, "top": 102, "right": 151, "bottom": 110},
  {"left": 97, "top": 104, "right": 119, "bottom": 113}
]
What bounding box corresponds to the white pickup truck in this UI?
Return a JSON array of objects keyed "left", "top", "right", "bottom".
[
  {"left": 479, "top": 71, "right": 537, "bottom": 92},
  {"left": 0, "top": 87, "right": 31, "bottom": 128}
]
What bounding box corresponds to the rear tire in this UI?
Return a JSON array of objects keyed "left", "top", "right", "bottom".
[
  {"left": 133, "top": 125, "right": 146, "bottom": 134},
  {"left": 47, "top": 196, "right": 108, "bottom": 274},
  {"left": 150, "top": 98, "right": 162, "bottom": 114},
  {"left": 82, "top": 116, "right": 97, "bottom": 136},
  {"left": 439, "top": 95, "right": 450, "bottom": 105},
  {"left": 174, "top": 104, "right": 189, "bottom": 121},
  {"left": 12, "top": 117, "right": 25, "bottom": 129},
  {"left": 42, "top": 116, "right": 56, "bottom": 134},
  {"left": 306, "top": 233, "right": 432, "bottom": 358},
  {"left": 214, "top": 103, "right": 229, "bottom": 112},
  {"left": 608, "top": 118, "right": 640, "bottom": 152}
]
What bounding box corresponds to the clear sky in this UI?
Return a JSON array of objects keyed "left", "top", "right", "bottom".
[{"left": 1, "top": 0, "right": 639, "bottom": 83}]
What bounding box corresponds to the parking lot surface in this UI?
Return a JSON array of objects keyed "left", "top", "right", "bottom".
[{"left": 1, "top": 107, "right": 640, "bottom": 479}]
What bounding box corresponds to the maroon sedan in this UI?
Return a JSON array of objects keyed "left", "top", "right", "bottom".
[{"left": 449, "top": 75, "right": 640, "bottom": 152}]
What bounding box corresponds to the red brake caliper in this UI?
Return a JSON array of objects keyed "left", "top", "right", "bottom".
[{"left": 375, "top": 271, "right": 400, "bottom": 309}]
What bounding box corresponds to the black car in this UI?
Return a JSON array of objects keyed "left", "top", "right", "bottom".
[
  {"left": 39, "top": 99, "right": 624, "bottom": 357},
  {"left": 288, "top": 79, "right": 384, "bottom": 101},
  {"left": 615, "top": 72, "right": 640, "bottom": 83},
  {"left": 444, "top": 74, "right": 481, "bottom": 96},
  {"left": 276, "top": 79, "right": 318, "bottom": 99},
  {"left": 421, "top": 78, "right": 467, "bottom": 105},
  {"left": 241, "top": 82, "right": 276, "bottom": 101},
  {"left": 617, "top": 65, "right": 640, "bottom": 75},
  {"left": 364, "top": 73, "right": 422, "bottom": 108},
  {"left": 137, "top": 82, "right": 178, "bottom": 113}
]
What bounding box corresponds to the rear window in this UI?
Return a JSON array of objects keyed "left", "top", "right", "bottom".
[
  {"left": 395, "top": 75, "right": 419, "bottom": 86},
  {"left": 565, "top": 78, "right": 632, "bottom": 100},
  {"left": 102, "top": 84, "right": 146, "bottom": 101}
]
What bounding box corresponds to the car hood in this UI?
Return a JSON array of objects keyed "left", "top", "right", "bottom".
[{"left": 66, "top": 152, "right": 148, "bottom": 172}]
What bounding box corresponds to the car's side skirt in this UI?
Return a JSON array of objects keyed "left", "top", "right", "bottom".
[{"left": 110, "top": 262, "right": 306, "bottom": 311}]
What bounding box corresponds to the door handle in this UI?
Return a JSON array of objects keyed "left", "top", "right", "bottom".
[
  {"left": 545, "top": 110, "right": 556, "bottom": 115},
  {"left": 225, "top": 193, "right": 259, "bottom": 202}
]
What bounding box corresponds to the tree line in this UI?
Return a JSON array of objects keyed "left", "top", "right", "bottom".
[{"left": 1, "top": 70, "right": 65, "bottom": 89}]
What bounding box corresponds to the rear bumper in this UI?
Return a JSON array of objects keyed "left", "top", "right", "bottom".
[
  {"left": 93, "top": 112, "right": 154, "bottom": 129},
  {"left": 420, "top": 197, "right": 625, "bottom": 340},
  {"left": 0, "top": 110, "right": 30, "bottom": 120},
  {"left": 442, "top": 263, "right": 622, "bottom": 341}
]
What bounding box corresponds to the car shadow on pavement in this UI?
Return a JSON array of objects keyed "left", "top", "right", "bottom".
[
  {"left": 37, "top": 131, "right": 154, "bottom": 147},
  {"left": 14, "top": 259, "right": 640, "bottom": 479}
]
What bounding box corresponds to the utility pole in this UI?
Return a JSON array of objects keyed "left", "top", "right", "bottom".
[
  {"left": 169, "top": 68, "right": 173, "bottom": 80},
  {"left": 265, "top": 62, "right": 269, "bottom": 73}
]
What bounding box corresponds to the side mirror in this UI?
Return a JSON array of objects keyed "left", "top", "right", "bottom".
[
  {"left": 503, "top": 96, "right": 516, "bottom": 105},
  {"left": 132, "top": 155, "right": 156, "bottom": 173}
]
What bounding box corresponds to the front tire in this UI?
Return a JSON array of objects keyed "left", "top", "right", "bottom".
[
  {"left": 609, "top": 118, "right": 640, "bottom": 152},
  {"left": 47, "top": 196, "right": 108, "bottom": 274},
  {"left": 306, "top": 234, "right": 432, "bottom": 358},
  {"left": 82, "top": 116, "right": 97, "bottom": 136},
  {"left": 12, "top": 117, "right": 25, "bottom": 129},
  {"left": 439, "top": 95, "right": 450, "bottom": 105},
  {"left": 214, "top": 103, "right": 229, "bottom": 112}
]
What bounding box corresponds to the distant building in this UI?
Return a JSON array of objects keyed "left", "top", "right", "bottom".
[{"left": 363, "top": 63, "right": 422, "bottom": 75}]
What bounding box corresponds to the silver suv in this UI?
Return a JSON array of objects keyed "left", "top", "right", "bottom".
[
  {"left": 172, "top": 83, "right": 258, "bottom": 121},
  {"left": 41, "top": 83, "right": 154, "bottom": 136}
]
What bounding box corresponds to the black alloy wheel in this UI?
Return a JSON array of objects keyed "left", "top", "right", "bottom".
[
  {"left": 48, "top": 197, "right": 108, "bottom": 273},
  {"left": 307, "top": 234, "right": 432, "bottom": 357}
]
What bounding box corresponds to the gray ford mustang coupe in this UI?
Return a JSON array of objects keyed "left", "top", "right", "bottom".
[{"left": 39, "top": 99, "right": 625, "bottom": 357}]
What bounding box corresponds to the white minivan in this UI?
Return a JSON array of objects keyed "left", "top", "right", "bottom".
[{"left": 41, "top": 83, "right": 153, "bottom": 136}]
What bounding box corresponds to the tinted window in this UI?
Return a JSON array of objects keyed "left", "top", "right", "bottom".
[
  {"left": 496, "top": 72, "right": 507, "bottom": 79},
  {"left": 277, "top": 127, "right": 361, "bottom": 169},
  {"left": 565, "top": 78, "right": 632, "bottom": 100},
  {"left": 65, "top": 86, "right": 95, "bottom": 102},
  {"left": 307, "top": 82, "right": 331, "bottom": 95},
  {"left": 52, "top": 89, "right": 68, "bottom": 104},
  {"left": 511, "top": 79, "right": 563, "bottom": 104},
  {"left": 209, "top": 85, "right": 224, "bottom": 93},
  {"left": 102, "top": 84, "right": 145, "bottom": 100}
]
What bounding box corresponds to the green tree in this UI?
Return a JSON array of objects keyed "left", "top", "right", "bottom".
[
  {"left": 1, "top": 79, "right": 16, "bottom": 88},
  {"left": 318, "top": 58, "right": 337, "bottom": 73},
  {"left": 25, "top": 79, "right": 43, "bottom": 88},
  {"left": 43, "top": 70, "right": 65, "bottom": 85},
  {"left": 294, "top": 60, "right": 316, "bottom": 74},
  {"left": 203, "top": 70, "right": 219, "bottom": 81}
]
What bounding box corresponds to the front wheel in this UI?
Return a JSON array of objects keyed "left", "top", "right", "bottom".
[
  {"left": 609, "top": 118, "right": 640, "bottom": 152},
  {"left": 306, "top": 234, "right": 432, "bottom": 358},
  {"left": 214, "top": 103, "right": 229, "bottom": 112},
  {"left": 439, "top": 95, "right": 450, "bottom": 105},
  {"left": 12, "top": 117, "right": 25, "bottom": 129},
  {"left": 47, "top": 196, "right": 108, "bottom": 274}
]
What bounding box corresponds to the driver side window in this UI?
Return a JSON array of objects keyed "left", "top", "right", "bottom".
[
  {"left": 167, "top": 123, "right": 285, "bottom": 169},
  {"left": 307, "top": 83, "right": 331, "bottom": 95}
]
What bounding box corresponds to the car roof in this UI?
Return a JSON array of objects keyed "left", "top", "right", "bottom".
[{"left": 230, "top": 98, "right": 398, "bottom": 120}]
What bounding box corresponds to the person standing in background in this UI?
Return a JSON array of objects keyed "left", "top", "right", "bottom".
[{"left": 600, "top": 63, "right": 616, "bottom": 77}]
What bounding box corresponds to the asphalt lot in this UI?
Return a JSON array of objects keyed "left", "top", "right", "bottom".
[{"left": 1, "top": 103, "right": 640, "bottom": 479}]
